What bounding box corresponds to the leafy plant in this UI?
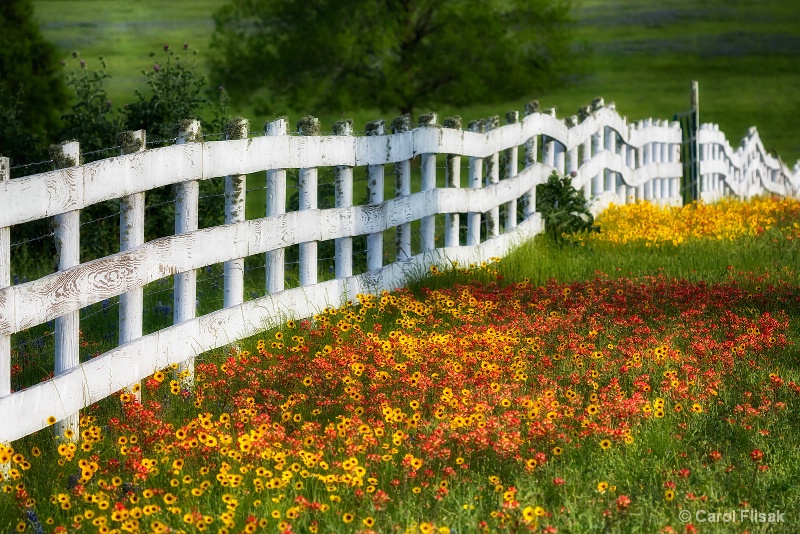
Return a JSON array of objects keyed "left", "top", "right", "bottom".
[
  {"left": 536, "top": 170, "right": 598, "bottom": 244},
  {"left": 59, "top": 53, "right": 123, "bottom": 153}
]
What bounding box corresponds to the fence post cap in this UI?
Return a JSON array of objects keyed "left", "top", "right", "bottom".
[
  {"left": 365, "top": 119, "right": 385, "bottom": 136},
  {"left": 524, "top": 100, "right": 539, "bottom": 116},
  {"left": 391, "top": 114, "right": 411, "bottom": 134},
  {"left": 175, "top": 119, "right": 202, "bottom": 143},
  {"left": 49, "top": 141, "right": 80, "bottom": 168},
  {"left": 117, "top": 131, "right": 146, "bottom": 154},
  {"left": 224, "top": 117, "right": 250, "bottom": 140},
  {"left": 443, "top": 116, "right": 462, "bottom": 129},
  {"left": 418, "top": 112, "right": 438, "bottom": 127},
  {"left": 467, "top": 119, "right": 485, "bottom": 133},
  {"left": 333, "top": 119, "right": 354, "bottom": 136},
  {"left": 297, "top": 116, "right": 320, "bottom": 136},
  {"left": 264, "top": 116, "right": 289, "bottom": 136}
]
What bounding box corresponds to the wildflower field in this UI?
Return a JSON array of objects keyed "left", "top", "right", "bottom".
[{"left": 2, "top": 197, "right": 800, "bottom": 533}]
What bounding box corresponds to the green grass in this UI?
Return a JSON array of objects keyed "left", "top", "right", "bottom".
[
  {"left": 3, "top": 220, "right": 800, "bottom": 532},
  {"left": 31, "top": 0, "right": 800, "bottom": 163}
]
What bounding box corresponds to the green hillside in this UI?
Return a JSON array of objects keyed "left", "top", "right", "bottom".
[{"left": 32, "top": 0, "right": 800, "bottom": 163}]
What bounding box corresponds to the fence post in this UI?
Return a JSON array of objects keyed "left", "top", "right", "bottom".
[
  {"left": 671, "top": 121, "right": 682, "bottom": 205},
  {"left": 0, "top": 157, "right": 9, "bottom": 400},
  {"left": 635, "top": 121, "right": 645, "bottom": 201},
  {"left": 443, "top": 117, "right": 462, "bottom": 248},
  {"left": 522, "top": 102, "right": 540, "bottom": 219},
  {"left": 392, "top": 115, "right": 412, "bottom": 261},
  {"left": 224, "top": 118, "right": 249, "bottom": 308},
  {"left": 660, "top": 121, "right": 670, "bottom": 201},
  {"left": 625, "top": 131, "right": 637, "bottom": 203},
  {"left": 643, "top": 119, "right": 653, "bottom": 200},
  {"left": 484, "top": 115, "right": 501, "bottom": 238},
  {"left": 333, "top": 119, "right": 354, "bottom": 278},
  {"left": 565, "top": 116, "right": 579, "bottom": 176},
  {"left": 467, "top": 119, "right": 484, "bottom": 246},
  {"left": 542, "top": 108, "right": 556, "bottom": 168},
  {"left": 652, "top": 121, "right": 663, "bottom": 203},
  {"left": 298, "top": 116, "right": 319, "bottom": 286},
  {"left": 605, "top": 121, "right": 616, "bottom": 194},
  {"left": 591, "top": 99, "right": 605, "bottom": 197},
  {"left": 0, "top": 157, "right": 8, "bottom": 468},
  {"left": 578, "top": 106, "right": 592, "bottom": 199},
  {"left": 265, "top": 117, "right": 288, "bottom": 294},
  {"left": 52, "top": 140, "right": 80, "bottom": 440},
  {"left": 365, "top": 120, "right": 385, "bottom": 271},
  {"left": 118, "top": 131, "right": 146, "bottom": 401},
  {"left": 419, "top": 113, "right": 438, "bottom": 251},
  {"left": 505, "top": 111, "right": 519, "bottom": 232},
  {"left": 174, "top": 120, "right": 201, "bottom": 389},
  {"left": 690, "top": 81, "right": 700, "bottom": 202}
]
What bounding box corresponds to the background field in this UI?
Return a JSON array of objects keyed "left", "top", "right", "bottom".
[{"left": 31, "top": 0, "right": 800, "bottom": 163}]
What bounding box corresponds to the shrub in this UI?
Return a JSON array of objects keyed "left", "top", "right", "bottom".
[{"left": 536, "top": 170, "right": 598, "bottom": 244}]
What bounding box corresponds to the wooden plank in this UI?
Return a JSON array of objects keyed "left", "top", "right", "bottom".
[
  {"left": 0, "top": 159, "right": 621, "bottom": 336},
  {"left": 0, "top": 211, "right": 543, "bottom": 444},
  {"left": 3, "top": 107, "right": 792, "bottom": 230}
]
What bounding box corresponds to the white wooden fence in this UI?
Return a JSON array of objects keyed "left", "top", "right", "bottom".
[
  {"left": 697, "top": 124, "right": 799, "bottom": 202},
  {"left": 1, "top": 99, "right": 798, "bottom": 443}
]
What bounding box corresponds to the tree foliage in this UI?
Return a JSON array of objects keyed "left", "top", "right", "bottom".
[
  {"left": 0, "top": 0, "right": 69, "bottom": 163},
  {"left": 210, "top": 0, "right": 582, "bottom": 116}
]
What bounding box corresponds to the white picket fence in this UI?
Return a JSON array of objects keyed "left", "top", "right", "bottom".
[
  {"left": 1, "top": 99, "right": 798, "bottom": 444},
  {"left": 697, "top": 124, "right": 800, "bottom": 202}
]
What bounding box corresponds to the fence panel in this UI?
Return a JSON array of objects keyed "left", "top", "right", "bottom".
[{"left": 1, "top": 97, "right": 798, "bottom": 444}]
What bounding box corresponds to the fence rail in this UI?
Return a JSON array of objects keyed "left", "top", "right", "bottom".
[{"left": 1, "top": 95, "right": 798, "bottom": 443}]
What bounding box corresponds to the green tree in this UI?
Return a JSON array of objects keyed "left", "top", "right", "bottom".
[
  {"left": 0, "top": 0, "right": 69, "bottom": 164},
  {"left": 210, "top": 0, "right": 582, "bottom": 116}
]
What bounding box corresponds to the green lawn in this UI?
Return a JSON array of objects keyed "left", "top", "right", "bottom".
[{"left": 31, "top": 0, "right": 800, "bottom": 163}]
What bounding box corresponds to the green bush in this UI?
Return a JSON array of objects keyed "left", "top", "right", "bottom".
[{"left": 535, "top": 170, "right": 598, "bottom": 244}]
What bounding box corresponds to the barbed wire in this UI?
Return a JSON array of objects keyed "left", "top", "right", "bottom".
[
  {"left": 9, "top": 159, "right": 55, "bottom": 172},
  {"left": 79, "top": 210, "right": 121, "bottom": 227},
  {"left": 10, "top": 232, "right": 55, "bottom": 250},
  {"left": 81, "top": 146, "right": 122, "bottom": 159}
]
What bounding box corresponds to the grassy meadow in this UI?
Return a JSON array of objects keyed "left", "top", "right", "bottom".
[
  {"left": 31, "top": 0, "right": 800, "bottom": 164},
  {"left": 2, "top": 197, "right": 800, "bottom": 533},
  {"left": 5, "top": 1, "right": 800, "bottom": 532}
]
